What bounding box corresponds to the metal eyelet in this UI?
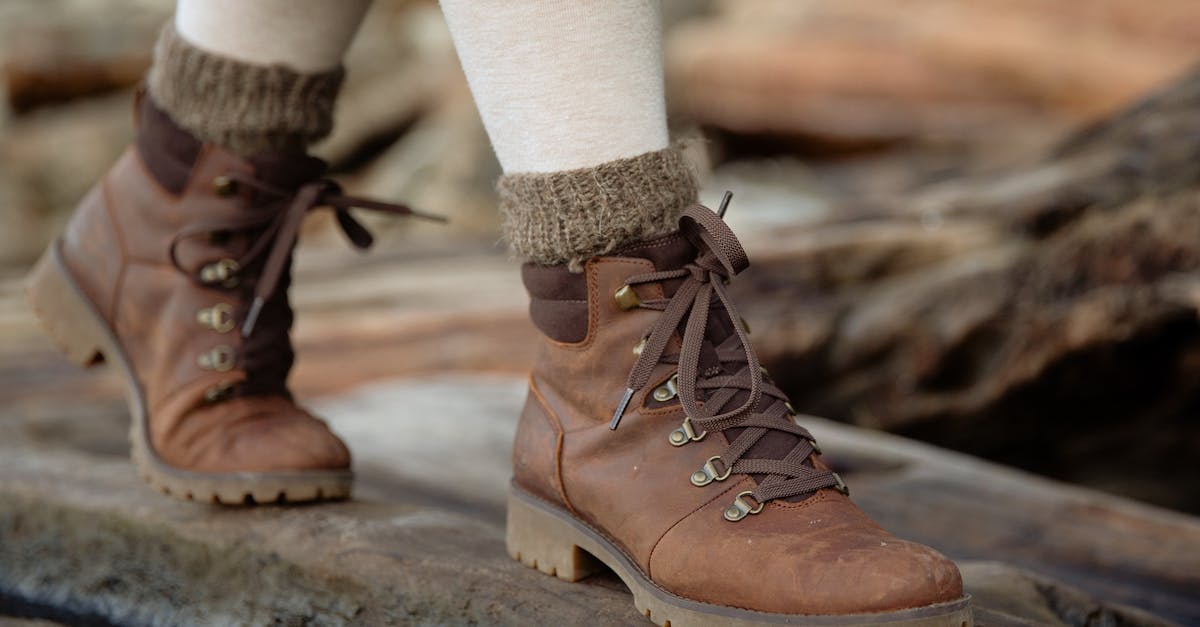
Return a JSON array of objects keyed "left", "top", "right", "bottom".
[
  {"left": 203, "top": 381, "right": 236, "bottom": 403},
  {"left": 690, "top": 455, "right": 732, "bottom": 487},
  {"left": 200, "top": 258, "right": 240, "bottom": 288},
  {"left": 632, "top": 338, "right": 646, "bottom": 356},
  {"left": 614, "top": 285, "right": 641, "bottom": 310},
  {"left": 213, "top": 175, "right": 238, "bottom": 197},
  {"left": 652, "top": 373, "right": 679, "bottom": 402},
  {"left": 197, "top": 345, "right": 236, "bottom": 372},
  {"left": 724, "top": 491, "right": 764, "bottom": 522},
  {"left": 196, "top": 303, "right": 235, "bottom": 333},
  {"left": 668, "top": 417, "right": 707, "bottom": 446}
]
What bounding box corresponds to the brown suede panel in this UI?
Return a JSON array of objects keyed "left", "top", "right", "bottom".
[
  {"left": 522, "top": 264, "right": 588, "bottom": 343},
  {"left": 136, "top": 92, "right": 201, "bottom": 194},
  {"left": 522, "top": 263, "right": 587, "bottom": 301},
  {"left": 523, "top": 232, "right": 697, "bottom": 343}
]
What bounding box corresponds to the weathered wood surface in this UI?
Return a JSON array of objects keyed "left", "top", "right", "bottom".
[
  {"left": 2, "top": 245, "right": 1198, "bottom": 624},
  {"left": 727, "top": 68, "right": 1200, "bottom": 516},
  {"left": 2, "top": 3, "right": 1199, "bottom": 623},
  {"left": 2, "top": 369, "right": 1193, "bottom": 626},
  {"left": 667, "top": 0, "right": 1200, "bottom": 144}
]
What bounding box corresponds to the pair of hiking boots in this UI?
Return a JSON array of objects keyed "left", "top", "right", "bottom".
[{"left": 27, "top": 95, "right": 971, "bottom": 626}]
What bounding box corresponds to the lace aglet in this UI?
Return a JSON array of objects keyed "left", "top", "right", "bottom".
[
  {"left": 717, "top": 191, "right": 733, "bottom": 218},
  {"left": 241, "top": 297, "right": 264, "bottom": 338},
  {"left": 411, "top": 210, "right": 450, "bottom": 224},
  {"left": 609, "top": 388, "right": 635, "bottom": 430}
]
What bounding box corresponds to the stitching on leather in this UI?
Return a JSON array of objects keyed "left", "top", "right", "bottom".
[
  {"left": 101, "top": 177, "right": 128, "bottom": 323},
  {"left": 532, "top": 296, "right": 587, "bottom": 304},
  {"left": 591, "top": 257, "right": 657, "bottom": 336},
  {"left": 543, "top": 260, "right": 601, "bottom": 351},
  {"left": 543, "top": 257, "right": 659, "bottom": 353},
  {"left": 616, "top": 233, "right": 685, "bottom": 254},
  {"left": 639, "top": 405, "right": 684, "bottom": 418},
  {"left": 528, "top": 375, "right": 577, "bottom": 515},
  {"left": 769, "top": 488, "right": 842, "bottom": 511}
]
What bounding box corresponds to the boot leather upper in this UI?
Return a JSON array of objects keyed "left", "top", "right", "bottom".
[
  {"left": 59, "top": 100, "right": 349, "bottom": 474},
  {"left": 515, "top": 228, "right": 963, "bottom": 615}
]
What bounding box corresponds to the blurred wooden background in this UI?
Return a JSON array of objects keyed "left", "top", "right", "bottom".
[{"left": 2, "top": 0, "right": 1199, "bottom": 516}]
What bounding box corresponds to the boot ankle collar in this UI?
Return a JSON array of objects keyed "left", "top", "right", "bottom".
[
  {"left": 523, "top": 231, "right": 697, "bottom": 343},
  {"left": 135, "top": 90, "right": 328, "bottom": 196},
  {"left": 136, "top": 91, "right": 202, "bottom": 194}
]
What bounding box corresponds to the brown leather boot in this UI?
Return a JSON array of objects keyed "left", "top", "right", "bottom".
[
  {"left": 507, "top": 200, "right": 972, "bottom": 625},
  {"left": 26, "top": 94, "right": 432, "bottom": 504}
]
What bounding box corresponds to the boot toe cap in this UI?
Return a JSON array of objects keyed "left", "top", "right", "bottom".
[
  {"left": 156, "top": 396, "right": 352, "bottom": 473},
  {"left": 649, "top": 489, "right": 963, "bottom": 616}
]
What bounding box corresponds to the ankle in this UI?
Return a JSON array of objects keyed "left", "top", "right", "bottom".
[{"left": 498, "top": 146, "right": 699, "bottom": 270}]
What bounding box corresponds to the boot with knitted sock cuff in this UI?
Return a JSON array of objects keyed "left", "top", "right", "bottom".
[
  {"left": 502, "top": 150, "right": 972, "bottom": 625},
  {"left": 26, "top": 28, "right": 435, "bottom": 504}
]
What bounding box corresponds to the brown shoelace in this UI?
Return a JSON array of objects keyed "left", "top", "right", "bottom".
[
  {"left": 610, "top": 200, "right": 846, "bottom": 507},
  {"left": 169, "top": 173, "right": 444, "bottom": 396}
]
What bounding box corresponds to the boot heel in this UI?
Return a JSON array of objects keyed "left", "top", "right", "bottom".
[
  {"left": 26, "top": 242, "right": 107, "bottom": 367},
  {"left": 506, "top": 489, "right": 602, "bottom": 583}
]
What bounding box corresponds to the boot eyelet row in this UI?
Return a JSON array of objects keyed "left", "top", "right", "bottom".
[
  {"left": 724, "top": 490, "right": 763, "bottom": 522},
  {"left": 197, "top": 345, "right": 236, "bottom": 372},
  {"left": 212, "top": 175, "right": 238, "bottom": 197},
  {"left": 652, "top": 373, "right": 679, "bottom": 402},
  {"left": 196, "top": 303, "right": 235, "bottom": 333},
  {"left": 668, "top": 417, "right": 706, "bottom": 446},
  {"left": 203, "top": 381, "right": 236, "bottom": 403},
  {"left": 200, "top": 258, "right": 240, "bottom": 288},
  {"left": 614, "top": 285, "right": 640, "bottom": 310},
  {"left": 690, "top": 455, "right": 731, "bottom": 487}
]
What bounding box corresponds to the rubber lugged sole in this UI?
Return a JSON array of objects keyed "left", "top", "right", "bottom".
[
  {"left": 507, "top": 486, "right": 973, "bottom": 627},
  {"left": 26, "top": 240, "right": 352, "bottom": 505}
]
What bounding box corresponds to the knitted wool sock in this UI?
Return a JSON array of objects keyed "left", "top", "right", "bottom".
[
  {"left": 441, "top": 0, "right": 697, "bottom": 267},
  {"left": 147, "top": 24, "right": 347, "bottom": 157},
  {"left": 497, "top": 146, "right": 698, "bottom": 270}
]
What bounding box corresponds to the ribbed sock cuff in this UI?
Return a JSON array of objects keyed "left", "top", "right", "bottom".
[
  {"left": 147, "top": 23, "right": 343, "bottom": 157},
  {"left": 497, "top": 147, "right": 699, "bottom": 269}
]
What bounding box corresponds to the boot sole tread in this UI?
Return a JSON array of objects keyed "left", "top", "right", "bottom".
[{"left": 507, "top": 484, "right": 973, "bottom": 627}]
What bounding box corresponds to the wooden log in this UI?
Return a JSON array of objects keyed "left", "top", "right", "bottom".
[
  {"left": 732, "top": 68, "right": 1200, "bottom": 515},
  {"left": 666, "top": 0, "right": 1200, "bottom": 143},
  {"left": 2, "top": 372, "right": 1195, "bottom": 625}
]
